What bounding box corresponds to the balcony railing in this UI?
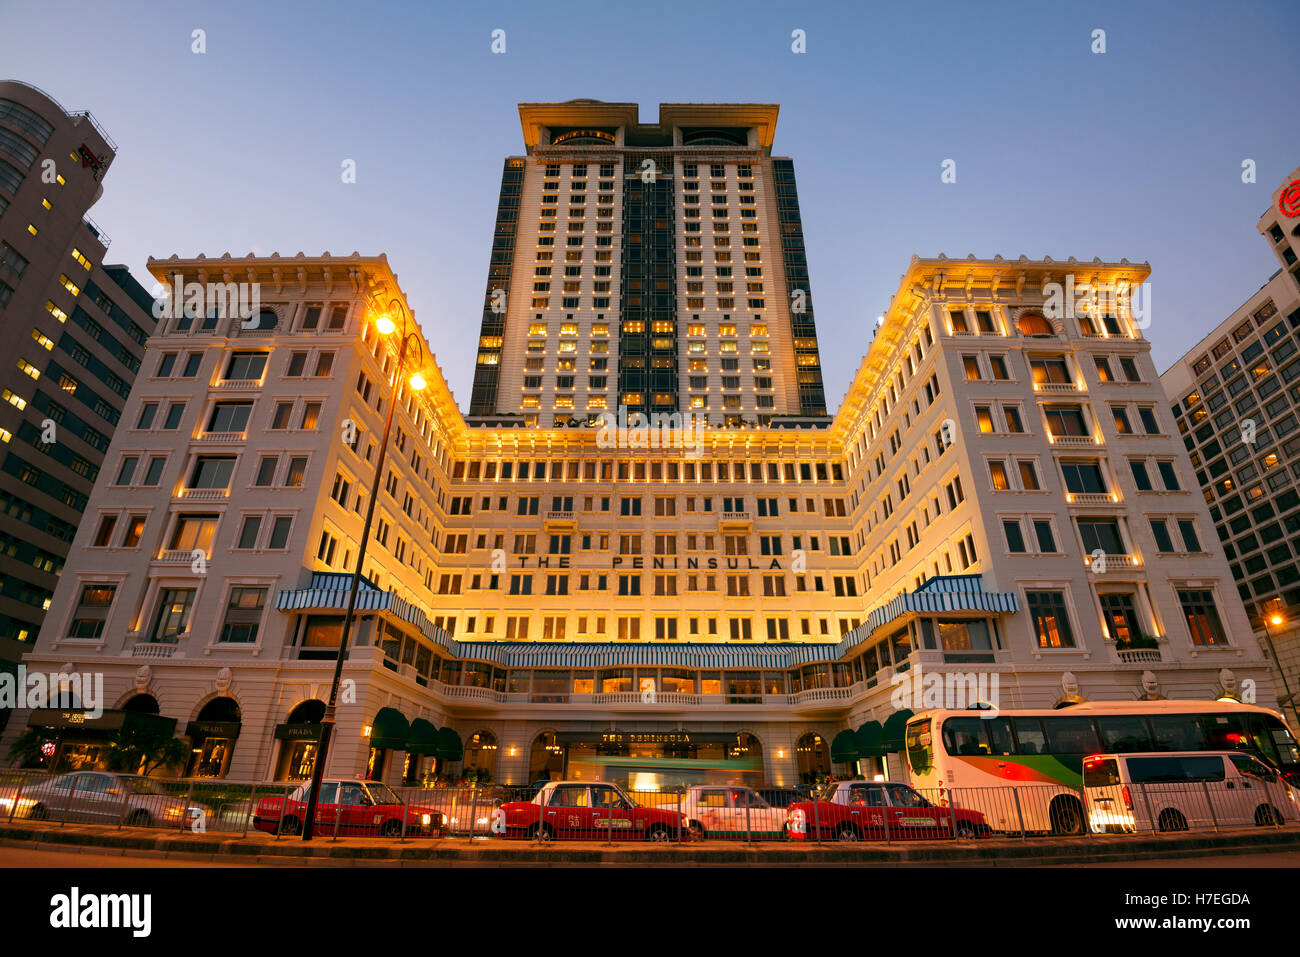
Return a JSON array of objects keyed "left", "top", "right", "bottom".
[
  {"left": 1088, "top": 553, "right": 1142, "bottom": 570},
  {"left": 1033, "top": 382, "right": 1083, "bottom": 393},
  {"left": 212, "top": 378, "right": 263, "bottom": 390},
  {"left": 130, "top": 643, "right": 177, "bottom": 659},
  {"left": 156, "top": 549, "right": 209, "bottom": 563},
  {"left": 1116, "top": 647, "right": 1162, "bottom": 664},
  {"left": 545, "top": 510, "right": 575, "bottom": 521},
  {"left": 178, "top": 487, "right": 229, "bottom": 500},
  {"left": 196, "top": 431, "right": 246, "bottom": 444},
  {"left": 1067, "top": 492, "right": 1115, "bottom": 505},
  {"left": 1048, "top": 434, "right": 1097, "bottom": 447}
]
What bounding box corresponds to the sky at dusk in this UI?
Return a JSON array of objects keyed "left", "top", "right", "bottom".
[{"left": 2, "top": 0, "right": 1297, "bottom": 412}]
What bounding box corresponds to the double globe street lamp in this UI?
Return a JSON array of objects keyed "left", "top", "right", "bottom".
[{"left": 302, "top": 299, "right": 426, "bottom": 840}]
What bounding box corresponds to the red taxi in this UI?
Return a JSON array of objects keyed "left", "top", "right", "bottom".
[
  {"left": 252, "top": 779, "right": 447, "bottom": 837},
  {"left": 786, "top": 781, "right": 990, "bottom": 841},
  {"left": 491, "top": 781, "right": 688, "bottom": 841}
]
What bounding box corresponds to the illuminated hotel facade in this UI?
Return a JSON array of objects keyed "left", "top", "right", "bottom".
[{"left": 1, "top": 103, "right": 1278, "bottom": 788}]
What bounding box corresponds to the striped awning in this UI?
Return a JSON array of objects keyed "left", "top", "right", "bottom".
[
  {"left": 273, "top": 573, "right": 1017, "bottom": 669},
  {"left": 837, "top": 576, "right": 1019, "bottom": 655}
]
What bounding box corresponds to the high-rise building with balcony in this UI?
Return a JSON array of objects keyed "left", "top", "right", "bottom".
[
  {"left": 0, "top": 80, "right": 157, "bottom": 678},
  {"left": 1160, "top": 166, "right": 1300, "bottom": 728},
  {"left": 468, "top": 101, "right": 828, "bottom": 425}
]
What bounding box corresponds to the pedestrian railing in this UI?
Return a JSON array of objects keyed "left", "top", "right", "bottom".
[{"left": 0, "top": 770, "right": 1295, "bottom": 844}]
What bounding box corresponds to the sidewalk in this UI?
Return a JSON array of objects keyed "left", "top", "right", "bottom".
[{"left": 3, "top": 821, "right": 1299, "bottom": 866}]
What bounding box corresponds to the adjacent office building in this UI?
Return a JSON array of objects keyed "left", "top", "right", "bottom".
[
  {"left": 0, "top": 80, "right": 157, "bottom": 693},
  {"left": 2, "top": 103, "right": 1278, "bottom": 787},
  {"left": 1160, "top": 166, "right": 1300, "bottom": 727}
]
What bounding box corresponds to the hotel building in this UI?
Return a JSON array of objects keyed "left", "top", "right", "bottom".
[
  {"left": 1159, "top": 166, "right": 1300, "bottom": 729},
  {"left": 1, "top": 103, "right": 1278, "bottom": 788},
  {"left": 0, "top": 80, "right": 157, "bottom": 686}
]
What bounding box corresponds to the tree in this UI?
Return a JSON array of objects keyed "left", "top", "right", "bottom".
[
  {"left": 106, "top": 724, "right": 188, "bottom": 777},
  {"left": 6, "top": 729, "right": 48, "bottom": 769}
]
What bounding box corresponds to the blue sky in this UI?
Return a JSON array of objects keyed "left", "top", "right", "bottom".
[{"left": 2, "top": 0, "right": 1297, "bottom": 411}]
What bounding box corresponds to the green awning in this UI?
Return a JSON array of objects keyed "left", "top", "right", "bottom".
[
  {"left": 855, "top": 721, "right": 887, "bottom": 758},
  {"left": 407, "top": 718, "right": 440, "bottom": 756},
  {"left": 881, "top": 709, "right": 914, "bottom": 752},
  {"left": 369, "top": 707, "right": 410, "bottom": 751},
  {"left": 830, "top": 729, "right": 859, "bottom": 763},
  {"left": 436, "top": 726, "right": 463, "bottom": 762}
]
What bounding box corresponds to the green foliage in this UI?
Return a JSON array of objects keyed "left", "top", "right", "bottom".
[
  {"left": 106, "top": 724, "right": 188, "bottom": 776},
  {"left": 6, "top": 729, "right": 47, "bottom": 768}
]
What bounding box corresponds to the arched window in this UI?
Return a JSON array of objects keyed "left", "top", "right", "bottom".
[
  {"left": 287, "top": 699, "right": 325, "bottom": 723},
  {"left": 529, "top": 732, "right": 564, "bottom": 784},
  {"left": 795, "top": 732, "right": 831, "bottom": 784},
  {"left": 1018, "top": 313, "right": 1054, "bottom": 337},
  {"left": 123, "top": 693, "right": 160, "bottom": 714},
  {"left": 464, "top": 731, "right": 497, "bottom": 782}
]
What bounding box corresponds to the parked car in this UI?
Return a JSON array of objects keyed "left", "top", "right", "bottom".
[
  {"left": 252, "top": 779, "right": 447, "bottom": 837},
  {"left": 0, "top": 771, "right": 210, "bottom": 828},
  {"left": 681, "top": 785, "right": 789, "bottom": 840},
  {"left": 491, "top": 780, "right": 689, "bottom": 841},
  {"left": 786, "top": 781, "right": 990, "bottom": 841},
  {"left": 1083, "top": 751, "right": 1298, "bottom": 833},
  {"left": 756, "top": 786, "right": 812, "bottom": 810}
]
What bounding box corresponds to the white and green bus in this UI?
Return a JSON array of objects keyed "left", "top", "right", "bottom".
[{"left": 904, "top": 700, "right": 1300, "bottom": 834}]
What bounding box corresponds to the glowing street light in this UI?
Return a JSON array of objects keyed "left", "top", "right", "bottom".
[{"left": 301, "top": 298, "right": 426, "bottom": 840}]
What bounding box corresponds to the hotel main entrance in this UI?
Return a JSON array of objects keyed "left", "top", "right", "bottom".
[{"left": 534, "top": 731, "right": 764, "bottom": 790}]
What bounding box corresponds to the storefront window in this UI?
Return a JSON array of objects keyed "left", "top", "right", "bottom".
[
  {"left": 726, "top": 672, "right": 761, "bottom": 703},
  {"left": 508, "top": 670, "right": 530, "bottom": 695},
  {"left": 572, "top": 672, "right": 594, "bottom": 694},
  {"left": 598, "top": 669, "right": 632, "bottom": 693},
  {"left": 662, "top": 669, "right": 695, "bottom": 694},
  {"left": 700, "top": 672, "right": 722, "bottom": 695},
  {"left": 532, "top": 671, "right": 568, "bottom": 702}
]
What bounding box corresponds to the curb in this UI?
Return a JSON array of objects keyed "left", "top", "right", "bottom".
[{"left": 3, "top": 822, "right": 1299, "bottom": 865}]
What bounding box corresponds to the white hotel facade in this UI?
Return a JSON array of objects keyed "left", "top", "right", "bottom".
[{"left": 1, "top": 103, "right": 1278, "bottom": 788}]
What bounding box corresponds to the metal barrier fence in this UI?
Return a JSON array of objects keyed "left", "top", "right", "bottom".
[{"left": 0, "top": 770, "right": 1295, "bottom": 844}]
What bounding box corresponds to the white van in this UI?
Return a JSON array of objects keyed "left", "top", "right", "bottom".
[{"left": 1082, "top": 751, "right": 1297, "bottom": 833}]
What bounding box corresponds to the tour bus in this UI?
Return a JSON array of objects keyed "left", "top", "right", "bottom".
[{"left": 903, "top": 700, "right": 1299, "bottom": 834}]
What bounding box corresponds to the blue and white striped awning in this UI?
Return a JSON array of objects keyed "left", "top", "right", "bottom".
[
  {"left": 837, "top": 575, "right": 1019, "bottom": 655},
  {"left": 273, "top": 573, "right": 1017, "bottom": 668}
]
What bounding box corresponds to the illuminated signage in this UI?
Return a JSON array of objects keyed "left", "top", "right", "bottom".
[{"left": 1279, "top": 180, "right": 1300, "bottom": 218}]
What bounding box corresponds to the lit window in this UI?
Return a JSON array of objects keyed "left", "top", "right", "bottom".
[
  {"left": 31, "top": 329, "right": 54, "bottom": 350},
  {"left": 16, "top": 357, "right": 39, "bottom": 379},
  {"left": 71, "top": 248, "right": 92, "bottom": 271},
  {"left": 3, "top": 389, "right": 27, "bottom": 411},
  {"left": 58, "top": 274, "right": 81, "bottom": 296},
  {"left": 46, "top": 301, "right": 67, "bottom": 323}
]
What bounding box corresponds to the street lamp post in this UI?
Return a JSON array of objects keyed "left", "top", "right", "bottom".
[
  {"left": 1260, "top": 610, "right": 1300, "bottom": 732},
  {"left": 301, "top": 299, "right": 426, "bottom": 840}
]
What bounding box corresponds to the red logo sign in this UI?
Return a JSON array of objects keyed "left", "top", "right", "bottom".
[{"left": 1279, "top": 179, "right": 1300, "bottom": 218}]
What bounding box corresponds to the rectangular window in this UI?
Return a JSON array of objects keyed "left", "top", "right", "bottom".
[
  {"left": 67, "top": 584, "right": 116, "bottom": 639},
  {"left": 1026, "top": 590, "right": 1075, "bottom": 648},
  {"left": 1179, "top": 589, "right": 1226, "bottom": 646},
  {"left": 150, "top": 588, "right": 196, "bottom": 642},
  {"left": 220, "top": 587, "right": 266, "bottom": 643}
]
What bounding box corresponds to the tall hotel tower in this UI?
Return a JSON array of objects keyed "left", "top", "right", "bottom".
[
  {"left": 0, "top": 81, "right": 156, "bottom": 682},
  {"left": 468, "top": 101, "right": 827, "bottom": 425},
  {"left": 2, "top": 102, "right": 1286, "bottom": 788}
]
